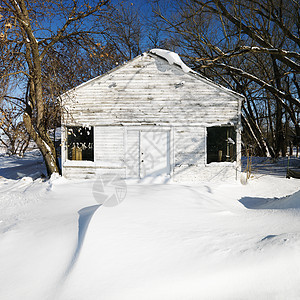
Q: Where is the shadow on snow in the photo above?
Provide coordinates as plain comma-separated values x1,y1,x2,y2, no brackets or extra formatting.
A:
63,205,101,278
239,190,300,210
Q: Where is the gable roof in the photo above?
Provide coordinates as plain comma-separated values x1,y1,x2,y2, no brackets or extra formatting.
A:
64,49,244,101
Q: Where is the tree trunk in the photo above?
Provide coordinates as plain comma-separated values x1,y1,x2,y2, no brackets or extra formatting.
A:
272,57,286,157
242,114,272,157
23,113,59,176
275,98,285,157
242,101,274,157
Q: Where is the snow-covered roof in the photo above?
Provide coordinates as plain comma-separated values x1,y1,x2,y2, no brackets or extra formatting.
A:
148,49,243,99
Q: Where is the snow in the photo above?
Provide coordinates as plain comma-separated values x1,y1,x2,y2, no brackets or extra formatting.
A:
0,152,300,299
0,150,46,179
43,140,52,153
150,49,194,73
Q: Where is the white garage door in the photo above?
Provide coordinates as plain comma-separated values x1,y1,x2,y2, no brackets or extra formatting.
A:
140,130,170,178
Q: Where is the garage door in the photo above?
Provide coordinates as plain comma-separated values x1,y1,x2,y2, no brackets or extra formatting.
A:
140,131,170,178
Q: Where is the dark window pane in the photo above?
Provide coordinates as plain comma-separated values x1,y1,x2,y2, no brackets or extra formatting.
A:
207,126,236,164
67,126,94,161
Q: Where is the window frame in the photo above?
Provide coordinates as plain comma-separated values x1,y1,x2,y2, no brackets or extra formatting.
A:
66,126,94,162
206,126,236,164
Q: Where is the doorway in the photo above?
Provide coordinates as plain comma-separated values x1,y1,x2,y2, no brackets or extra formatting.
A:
140,130,170,178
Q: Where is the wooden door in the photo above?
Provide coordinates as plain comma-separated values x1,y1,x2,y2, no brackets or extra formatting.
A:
140,131,170,178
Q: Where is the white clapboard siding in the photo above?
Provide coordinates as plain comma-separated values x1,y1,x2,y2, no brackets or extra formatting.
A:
62,53,241,127
94,126,124,165
63,165,126,180
174,127,206,167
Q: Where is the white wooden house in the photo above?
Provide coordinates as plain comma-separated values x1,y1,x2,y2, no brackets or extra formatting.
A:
61,49,243,181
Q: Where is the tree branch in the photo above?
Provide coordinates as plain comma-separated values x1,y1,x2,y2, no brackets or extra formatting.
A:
195,0,300,72
209,62,300,107
39,0,110,60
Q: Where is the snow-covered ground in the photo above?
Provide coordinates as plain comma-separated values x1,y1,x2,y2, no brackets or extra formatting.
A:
0,152,300,300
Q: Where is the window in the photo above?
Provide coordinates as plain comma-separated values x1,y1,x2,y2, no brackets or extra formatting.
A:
207,126,236,164
67,126,94,161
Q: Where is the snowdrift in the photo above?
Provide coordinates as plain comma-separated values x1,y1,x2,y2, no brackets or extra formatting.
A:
1,151,300,300
240,189,300,210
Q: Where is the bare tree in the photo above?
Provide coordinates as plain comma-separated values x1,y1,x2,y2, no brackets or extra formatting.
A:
154,0,300,157
0,99,30,156
102,1,143,60
0,0,110,175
